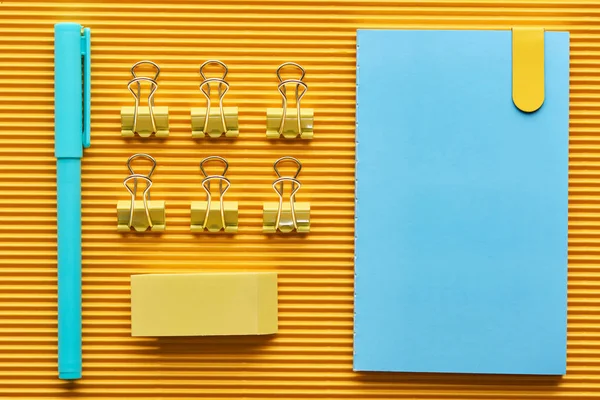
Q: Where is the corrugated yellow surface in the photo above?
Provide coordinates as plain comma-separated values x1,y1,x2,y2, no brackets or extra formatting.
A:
0,0,595,398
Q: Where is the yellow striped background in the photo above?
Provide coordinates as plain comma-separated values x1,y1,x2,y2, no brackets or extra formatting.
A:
0,0,595,398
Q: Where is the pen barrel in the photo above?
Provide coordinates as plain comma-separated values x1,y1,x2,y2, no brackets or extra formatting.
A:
57,159,82,380
55,23,83,157
54,22,85,380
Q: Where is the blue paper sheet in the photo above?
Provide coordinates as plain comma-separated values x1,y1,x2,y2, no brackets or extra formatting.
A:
354,29,569,375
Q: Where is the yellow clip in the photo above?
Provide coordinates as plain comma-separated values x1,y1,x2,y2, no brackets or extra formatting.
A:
191,156,238,233
121,61,169,138
263,157,310,233
512,28,545,113
266,63,314,139
191,60,239,138
117,154,165,232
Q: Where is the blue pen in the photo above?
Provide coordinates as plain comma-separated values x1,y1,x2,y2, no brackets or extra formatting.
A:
54,22,91,380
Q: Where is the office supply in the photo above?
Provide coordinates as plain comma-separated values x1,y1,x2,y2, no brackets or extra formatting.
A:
354,29,568,375
263,157,310,233
54,22,91,381
512,28,545,112
121,61,169,137
266,63,313,139
191,60,239,138
131,272,278,336
117,154,166,232
190,156,238,232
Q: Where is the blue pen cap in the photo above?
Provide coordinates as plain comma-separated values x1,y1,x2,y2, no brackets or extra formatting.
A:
55,23,90,158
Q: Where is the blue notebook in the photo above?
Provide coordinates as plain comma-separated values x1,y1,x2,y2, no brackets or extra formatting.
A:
354,29,569,375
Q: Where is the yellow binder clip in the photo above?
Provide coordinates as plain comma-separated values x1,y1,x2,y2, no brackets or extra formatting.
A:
191,60,239,138
263,157,310,233
117,154,166,232
266,63,313,139
191,156,238,233
121,61,169,138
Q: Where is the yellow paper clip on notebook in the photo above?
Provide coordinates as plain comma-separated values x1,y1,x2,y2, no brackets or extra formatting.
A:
191,156,238,233
121,61,169,138
263,156,310,233
117,154,165,232
191,60,239,138
266,62,313,139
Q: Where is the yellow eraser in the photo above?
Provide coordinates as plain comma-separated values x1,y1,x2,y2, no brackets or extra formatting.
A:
130,272,278,336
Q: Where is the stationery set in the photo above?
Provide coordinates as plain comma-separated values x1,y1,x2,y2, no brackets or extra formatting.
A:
53,22,569,380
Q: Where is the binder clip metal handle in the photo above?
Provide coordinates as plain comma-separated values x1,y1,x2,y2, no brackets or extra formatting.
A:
199,78,230,137
191,156,238,233
127,153,157,177
201,175,231,231
263,156,310,233
274,156,302,178
192,60,238,138
276,62,305,83
200,59,228,80
200,155,229,176
129,61,160,131
200,155,229,194
272,177,302,231
127,153,157,200
267,63,313,139
127,77,158,135
124,174,153,230
200,59,228,83
131,60,160,81
117,153,165,233
277,62,306,112
277,79,308,137
274,156,302,200
122,61,169,138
